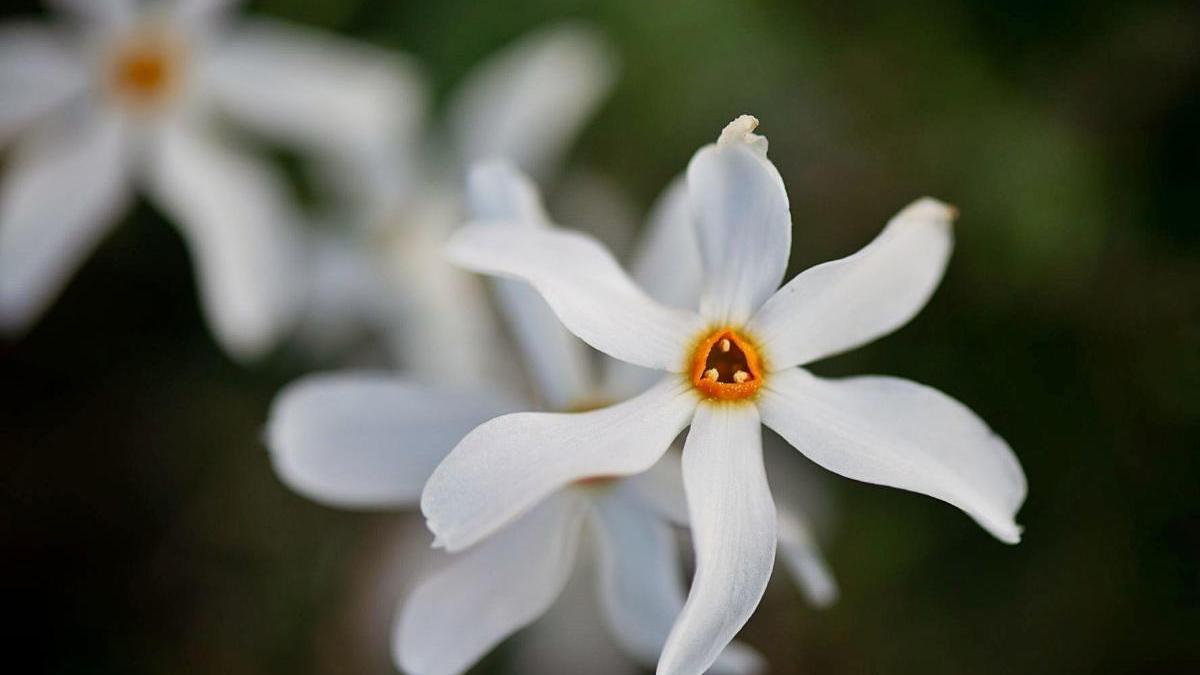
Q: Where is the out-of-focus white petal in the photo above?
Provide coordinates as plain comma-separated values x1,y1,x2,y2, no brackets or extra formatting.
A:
759,368,1027,543
396,492,588,675
267,372,521,510
449,22,616,179
48,0,134,27
145,118,302,360
592,490,765,675
421,377,698,552
748,198,955,369
623,450,688,526
776,505,838,608
468,161,593,409
604,175,701,399
170,0,240,23
202,18,426,163
0,24,86,142
660,402,776,675
447,223,705,371
0,110,131,333
291,229,384,357
687,139,791,325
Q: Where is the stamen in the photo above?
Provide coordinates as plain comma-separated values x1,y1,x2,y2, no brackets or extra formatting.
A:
688,328,765,401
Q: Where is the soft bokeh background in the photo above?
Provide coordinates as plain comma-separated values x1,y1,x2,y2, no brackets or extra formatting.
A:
3,0,1198,673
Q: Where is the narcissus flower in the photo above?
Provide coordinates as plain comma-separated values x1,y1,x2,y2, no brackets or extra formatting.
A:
269,161,837,674
428,116,1028,675
295,22,616,387
0,0,418,359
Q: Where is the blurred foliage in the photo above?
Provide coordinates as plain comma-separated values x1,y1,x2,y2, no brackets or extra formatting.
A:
2,1,1198,674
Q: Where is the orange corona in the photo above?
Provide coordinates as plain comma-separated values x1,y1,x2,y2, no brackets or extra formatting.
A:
109,31,184,108
688,328,764,401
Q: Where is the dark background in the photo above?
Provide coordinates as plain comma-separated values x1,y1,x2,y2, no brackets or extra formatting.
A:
2,0,1198,673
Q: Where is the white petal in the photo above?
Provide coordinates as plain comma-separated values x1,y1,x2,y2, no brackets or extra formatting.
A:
396,492,588,675
447,223,705,371
759,368,1027,543
623,449,689,526
592,490,765,675
747,198,955,369
468,161,593,409
449,22,616,179
267,372,521,510
0,24,85,142
0,110,130,333
145,119,302,360
203,18,426,163
776,505,839,608
660,403,777,675
687,140,791,325
48,0,133,26
291,229,384,357
421,376,698,552
604,175,701,399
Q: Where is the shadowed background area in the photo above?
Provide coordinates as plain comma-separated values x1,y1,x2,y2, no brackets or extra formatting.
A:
2,0,1198,673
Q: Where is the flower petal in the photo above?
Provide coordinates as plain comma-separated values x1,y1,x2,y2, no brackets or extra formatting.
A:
447,222,705,371
759,368,1027,543
776,505,839,608
267,372,521,510
660,402,777,675
603,176,702,400
47,0,133,26
448,22,616,179
145,118,302,360
202,18,426,163
0,24,85,142
421,376,698,552
0,110,130,333
747,198,955,369
687,140,791,325
592,489,765,675
468,161,593,409
396,492,588,675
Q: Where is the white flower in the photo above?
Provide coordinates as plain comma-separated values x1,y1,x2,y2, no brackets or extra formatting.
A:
428,115,1028,675
268,161,834,674
295,22,616,388
0,0,419,359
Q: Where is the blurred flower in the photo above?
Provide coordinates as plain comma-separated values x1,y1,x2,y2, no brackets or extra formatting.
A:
268,161,836,674
295,22,616,388
428,115,1028,675
0,0,419,359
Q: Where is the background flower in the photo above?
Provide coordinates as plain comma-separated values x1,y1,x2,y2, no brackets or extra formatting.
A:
0,1,1197,674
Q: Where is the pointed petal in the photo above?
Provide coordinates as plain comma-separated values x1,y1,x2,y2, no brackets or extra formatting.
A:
0,111,130,333
0,24,85,142
687,140,791,325
421,377,698,552
467,161,593,409
592,491,765,675
776,505,839,608
145,119,302,360
759,368,1027,543
447,223,705,371
267,373,521,509
748,198,955,369
449,22,616,179
660,403,776,675
396,493,587,675
202,18,426,163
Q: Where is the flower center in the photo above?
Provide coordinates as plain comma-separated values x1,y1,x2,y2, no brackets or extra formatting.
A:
688,328,764,400
108,30,185,109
